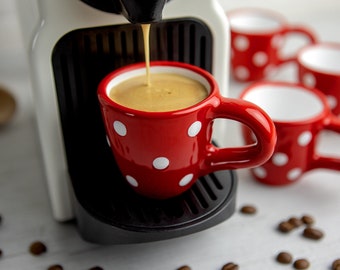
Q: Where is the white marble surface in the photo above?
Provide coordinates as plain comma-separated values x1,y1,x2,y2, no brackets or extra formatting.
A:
1,0,340,269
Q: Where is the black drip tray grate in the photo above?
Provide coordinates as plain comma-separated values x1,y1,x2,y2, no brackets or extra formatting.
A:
107,172,235,229
73,168,237,244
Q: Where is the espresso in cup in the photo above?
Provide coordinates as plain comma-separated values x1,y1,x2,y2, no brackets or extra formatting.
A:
108,73,208,112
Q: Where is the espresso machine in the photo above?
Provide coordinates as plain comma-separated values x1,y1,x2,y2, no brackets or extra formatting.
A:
16,0,236,244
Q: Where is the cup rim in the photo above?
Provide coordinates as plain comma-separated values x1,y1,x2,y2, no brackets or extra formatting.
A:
226,7,286,35
97,61,218,117
297,42,340,76
240,81,330,124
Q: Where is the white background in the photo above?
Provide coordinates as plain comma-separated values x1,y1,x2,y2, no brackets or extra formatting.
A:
1,0,340,269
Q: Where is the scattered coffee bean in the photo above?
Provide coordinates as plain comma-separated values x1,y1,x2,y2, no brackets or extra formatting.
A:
0,248,3,257
276,251,293,264
293,258,310,269
221,262,239,270
29,241,47,256
240,204,257,214
278,221,295,233
177,266,191,270
89,267,104,270
301,215,314,225
47,264,63,270
288,217,303,228
332,259,340,270
0,214,2,224
302,227,324,240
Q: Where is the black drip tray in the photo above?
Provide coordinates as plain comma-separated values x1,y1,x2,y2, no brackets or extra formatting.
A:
72,168,237,244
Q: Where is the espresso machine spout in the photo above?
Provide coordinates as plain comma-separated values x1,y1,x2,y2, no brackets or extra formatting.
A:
119,0,167,23
81,0,167,23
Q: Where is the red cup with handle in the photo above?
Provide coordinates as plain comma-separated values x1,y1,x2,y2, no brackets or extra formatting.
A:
298,42,340,116
241,81,340,186
227,8,317,82
98,61,276,199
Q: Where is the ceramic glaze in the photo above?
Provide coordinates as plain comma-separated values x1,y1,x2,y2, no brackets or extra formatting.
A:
298,43,340,115
98,61,276,199
228,8,317,82
241,82,340,186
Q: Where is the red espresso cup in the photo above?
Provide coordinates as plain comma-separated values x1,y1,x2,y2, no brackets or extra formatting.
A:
241,81,340,186
227,8,317,82
297,43,340,116
98,61,276,199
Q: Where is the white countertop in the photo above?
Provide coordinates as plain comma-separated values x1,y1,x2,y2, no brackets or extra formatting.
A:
1,0,340,269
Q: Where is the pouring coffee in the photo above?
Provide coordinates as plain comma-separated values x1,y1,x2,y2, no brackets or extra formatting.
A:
81,0,170,94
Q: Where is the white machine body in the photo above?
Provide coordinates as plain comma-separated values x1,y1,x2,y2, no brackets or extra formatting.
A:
16,0,230,221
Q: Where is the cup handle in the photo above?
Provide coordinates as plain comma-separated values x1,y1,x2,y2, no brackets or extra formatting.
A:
277,25,318,64
310,114,340,170
201,98,276,174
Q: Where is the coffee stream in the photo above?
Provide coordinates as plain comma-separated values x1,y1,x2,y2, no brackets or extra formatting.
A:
141,24,151,86
107,24,208,112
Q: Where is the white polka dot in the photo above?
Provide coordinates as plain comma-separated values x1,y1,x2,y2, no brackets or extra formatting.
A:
106,135,111,147
235,66,250,81
113,121,127,136
153,157,170,170
272,153,288,166
253,51,268,67
253,167,267,179
234,36,249,51
298,131,312,146
126,175,138,187
271,35,284,48
327,95,337,110
179,174,194,187
287,168,302,181
302,73,316,88
188,121,202,137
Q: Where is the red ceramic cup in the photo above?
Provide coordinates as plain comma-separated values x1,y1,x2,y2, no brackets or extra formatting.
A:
297,43,340,116
227,8,317,82
98,61,276,199
240,81,340,186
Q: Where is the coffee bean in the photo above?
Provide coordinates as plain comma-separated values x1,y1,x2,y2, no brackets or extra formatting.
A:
293,258,310,269
240,204,257,214
0,248,3,257
0,214,2,224
302,227,324,240
288,217,303,228
47,264,63,270
221,262,239,270
177,266,191,270
301,215,314,225
29,241,47,256
276,251,293,264
278,221,294,233
89,267,104,270
332,258,340,270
